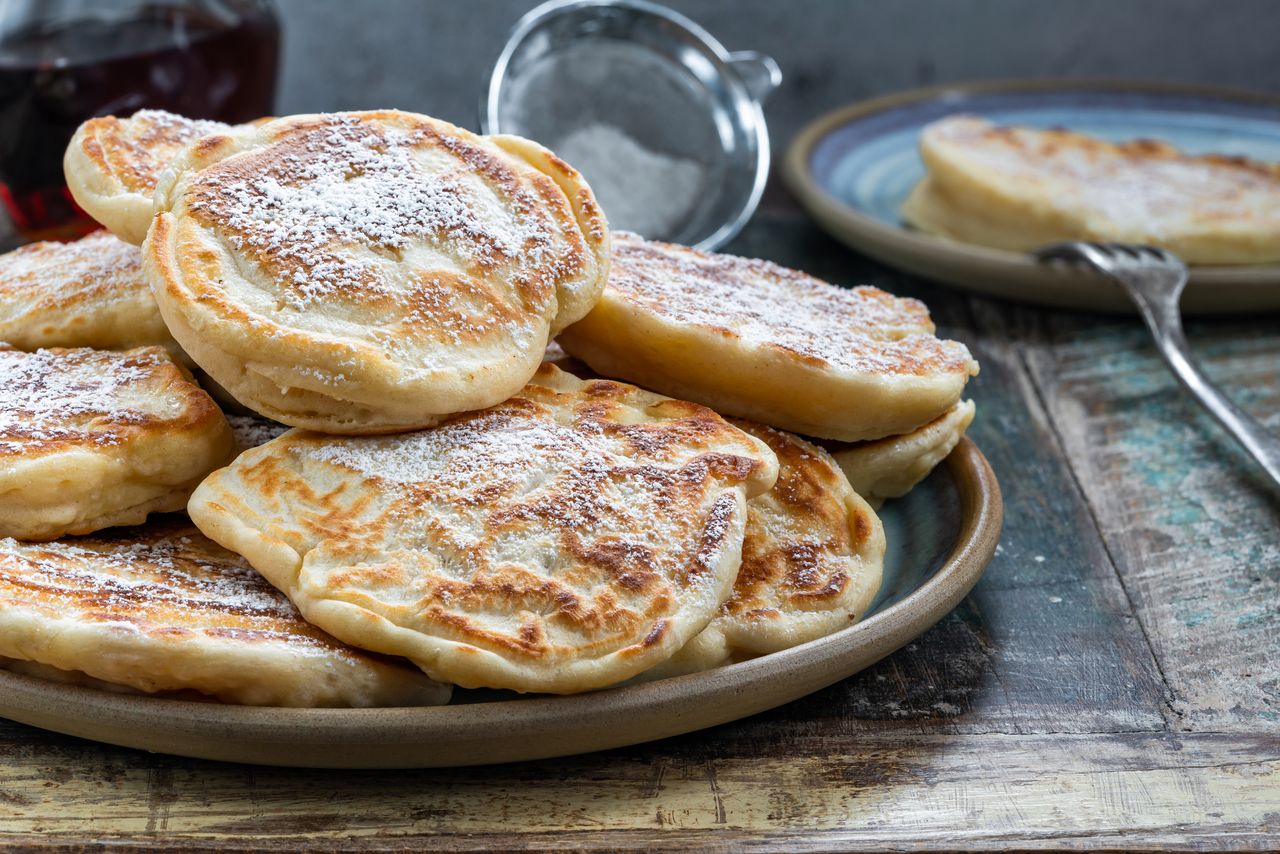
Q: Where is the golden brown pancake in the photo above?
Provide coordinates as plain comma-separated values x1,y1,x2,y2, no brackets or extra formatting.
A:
827,399,976,507
0,345,233,540
188,365,780,694
558,233,978,441
649,421,885,677
0,519,451,706
903,115,1280,264
0,230,180,355
145,110,610,433
64,109,234,244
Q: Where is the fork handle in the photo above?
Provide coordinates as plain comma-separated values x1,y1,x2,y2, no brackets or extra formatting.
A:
1131,290,1280,494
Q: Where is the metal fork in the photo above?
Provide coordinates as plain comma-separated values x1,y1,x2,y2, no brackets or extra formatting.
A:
1034,241,1280,494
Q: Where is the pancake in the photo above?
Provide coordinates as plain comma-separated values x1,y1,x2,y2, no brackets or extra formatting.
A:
557,233,978,442
828,399,976,507
0,230,181,356
0,346,233,540
902,115,1280,264
187,364,780,694
647,421,884,678
145,110,610,434
64,109,233,244
0,519,450,706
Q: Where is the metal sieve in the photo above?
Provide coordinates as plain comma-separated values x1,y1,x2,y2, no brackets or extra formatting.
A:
483,0,781,250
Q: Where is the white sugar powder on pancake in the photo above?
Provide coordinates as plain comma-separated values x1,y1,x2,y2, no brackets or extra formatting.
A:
598,232,969,375
188,364,780,694
0,231,183,355
0,230,140,305
145,110,610,434
557,233,979,441
227,413,291,450
63,109,238,245
0,345,234,540
131,109,227,140
1,534,301,628
0,523,451,706
191,115,554,309
311,410,597,486
0,347,154,452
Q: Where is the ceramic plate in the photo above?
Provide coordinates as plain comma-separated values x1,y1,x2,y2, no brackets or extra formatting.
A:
0,439,1000,769
783,79,1280,314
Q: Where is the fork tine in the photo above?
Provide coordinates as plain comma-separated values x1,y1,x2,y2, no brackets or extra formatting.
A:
1073,241,1117,268
1136,246,1164,262
1031,241,1087,263
1105,242,1143,259
1081,241,1118,261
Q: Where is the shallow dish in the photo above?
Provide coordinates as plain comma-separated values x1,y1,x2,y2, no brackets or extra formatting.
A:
0,439,1000,768
784,79,1280,315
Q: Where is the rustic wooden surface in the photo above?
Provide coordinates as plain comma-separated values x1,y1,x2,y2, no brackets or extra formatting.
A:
1,211,1277,851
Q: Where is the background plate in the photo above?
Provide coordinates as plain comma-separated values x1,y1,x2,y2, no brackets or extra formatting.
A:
0,440,1000,769
783,79,1280,314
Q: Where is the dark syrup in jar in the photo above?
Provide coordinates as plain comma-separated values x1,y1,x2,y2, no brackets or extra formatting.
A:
0,4,279,241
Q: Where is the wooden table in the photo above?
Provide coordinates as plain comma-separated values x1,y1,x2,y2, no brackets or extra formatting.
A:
2,211,1277,851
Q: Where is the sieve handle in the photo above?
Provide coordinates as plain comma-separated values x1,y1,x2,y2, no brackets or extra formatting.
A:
727,51,782,103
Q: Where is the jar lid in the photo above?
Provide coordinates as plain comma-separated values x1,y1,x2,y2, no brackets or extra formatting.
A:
483,0,780,250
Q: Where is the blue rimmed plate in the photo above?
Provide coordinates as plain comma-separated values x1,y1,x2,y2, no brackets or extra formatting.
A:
784,80,1280,314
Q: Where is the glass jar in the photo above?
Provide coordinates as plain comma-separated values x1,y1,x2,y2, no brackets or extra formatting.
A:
0,0,280,241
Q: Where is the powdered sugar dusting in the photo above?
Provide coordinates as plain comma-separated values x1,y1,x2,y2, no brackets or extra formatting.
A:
607,233,975,376
0,230,144,306
190,114,557,310
102,110,233,193
208,378,778,682
314,409,592,489
693,493,737,576
0,348,167,453
300,384,758,586
131,109,228,143
228,413,290,449
0,529,344,655
2,535,293,618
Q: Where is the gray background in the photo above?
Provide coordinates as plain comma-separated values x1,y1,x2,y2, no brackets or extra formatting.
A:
274,0,1280,152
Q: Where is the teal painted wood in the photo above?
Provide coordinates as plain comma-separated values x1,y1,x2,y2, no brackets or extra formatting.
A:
1023,308,1280,732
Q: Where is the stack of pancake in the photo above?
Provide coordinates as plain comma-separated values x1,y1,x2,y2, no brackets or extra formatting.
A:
0,108,977,705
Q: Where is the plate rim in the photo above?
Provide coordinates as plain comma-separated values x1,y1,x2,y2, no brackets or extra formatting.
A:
782,77,1280,312
0,439,1002,768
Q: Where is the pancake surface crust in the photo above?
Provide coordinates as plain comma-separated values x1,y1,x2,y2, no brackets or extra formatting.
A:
188,364,781,694
557,232,978,442
0,345,234,541
828,399,976,507
145,110,610,434
0,519,450,707
64,109,233,245
0,230,180,354
902,114,1280,264
651,421,885,677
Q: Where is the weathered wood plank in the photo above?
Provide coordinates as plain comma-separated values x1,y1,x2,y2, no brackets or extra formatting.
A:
0,733,1273,850
1020,306,1280,732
